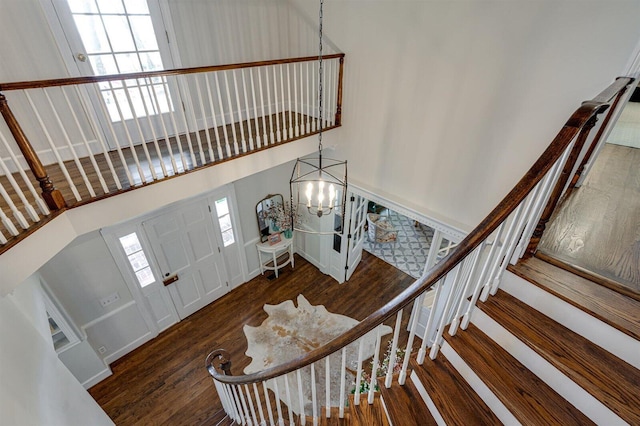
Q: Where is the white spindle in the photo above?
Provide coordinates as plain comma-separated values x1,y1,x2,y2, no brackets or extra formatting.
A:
173,77,198,166
232,70,247,153
511,175,551,262
61,87,109,193
293,63,300,137
368,326,383,404
118,84,158,181
296,369,306,425
449,246,483,335
429,266,462,360
182,77,207,165
241,69,254,150
107,82,147,184
159,77,189,172
203,74,224,161
385,309,404,387
272,66,281,142
45,89,97,196
134,84,167,178
279,65,287,140
213,73,233,158
339,347,346,418
262,67,274,145
248,68,261,148
283,375,294,426
306,62,311,134
0,136,40,222
417,278,444,364
0,227,7,244
256,67,269,146
272,378,284,426
353,338,365,405
252,383,266,426
236,384,251,425
77,85,122,189
91,84,135,186
146,79,178,175
286,64,293,139
223,71,240,155
225,384,241,424
312,61,318,132
326,59,333,127
194,74,215,165
0,180,27,229
244,384,259,426
325,357,331,418
399,298,422,384
311,363,318,425
213,380,230,419
0,201,19,236
262,381,276,426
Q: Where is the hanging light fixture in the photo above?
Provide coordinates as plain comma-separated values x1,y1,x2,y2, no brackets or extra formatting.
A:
290,0,347,234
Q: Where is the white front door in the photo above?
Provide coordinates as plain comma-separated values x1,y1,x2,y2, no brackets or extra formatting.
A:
143,198,229,320
345,193,368,281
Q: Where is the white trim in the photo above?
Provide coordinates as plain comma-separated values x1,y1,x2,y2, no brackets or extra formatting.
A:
102,330,155,365
38,0,82,77
410,370,445,426
157,0,183,68
80,300,137,330
81,367,112,390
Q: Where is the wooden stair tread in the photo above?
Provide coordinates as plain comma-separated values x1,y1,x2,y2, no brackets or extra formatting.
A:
446,324,596,426
378,374,437,426
307,407,350,426
508,257,640,340
411,355,501,425
348,394,390,426
478,289,640,424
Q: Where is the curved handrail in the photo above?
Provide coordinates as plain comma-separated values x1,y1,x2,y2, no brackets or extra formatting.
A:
207,76,633,385
0,53,345,91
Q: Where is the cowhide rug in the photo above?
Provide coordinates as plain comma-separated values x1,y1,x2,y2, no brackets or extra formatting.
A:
243,294,392,414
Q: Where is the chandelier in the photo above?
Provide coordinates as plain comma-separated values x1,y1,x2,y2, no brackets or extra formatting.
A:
290,0,347,234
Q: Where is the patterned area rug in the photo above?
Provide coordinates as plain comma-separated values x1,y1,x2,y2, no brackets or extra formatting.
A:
363,209,436,278
243,295,391,414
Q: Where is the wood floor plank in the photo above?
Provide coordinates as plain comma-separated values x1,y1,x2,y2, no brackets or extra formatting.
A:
348,394,389,426
88,252,415,425
478,289,640,424
378,374,436,426
446,324,596,426
508,257,640,341
410,355,501,425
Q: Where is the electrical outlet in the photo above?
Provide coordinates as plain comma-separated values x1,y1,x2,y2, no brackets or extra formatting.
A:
100,292,120,307
98,346,107,354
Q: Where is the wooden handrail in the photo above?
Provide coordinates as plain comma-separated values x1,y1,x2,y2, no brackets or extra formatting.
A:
0,54,345,92
208,76,634,385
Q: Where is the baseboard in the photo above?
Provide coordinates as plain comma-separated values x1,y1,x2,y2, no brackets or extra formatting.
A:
82,366,112,389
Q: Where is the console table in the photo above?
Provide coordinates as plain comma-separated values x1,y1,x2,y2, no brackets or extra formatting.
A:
256,235,294,278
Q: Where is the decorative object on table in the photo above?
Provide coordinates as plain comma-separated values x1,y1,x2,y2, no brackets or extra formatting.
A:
266,199,297,237
367,213,398,243
256,193,284,242
243,294,391,414
268,232,282,245
290,0,347,235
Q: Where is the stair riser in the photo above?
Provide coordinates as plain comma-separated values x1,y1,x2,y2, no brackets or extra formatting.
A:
502,271,640,368
471,307,623,425
440,342,521,425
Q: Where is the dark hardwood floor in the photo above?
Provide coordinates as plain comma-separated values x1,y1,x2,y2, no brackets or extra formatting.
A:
538,143,640,298
88,251,415,426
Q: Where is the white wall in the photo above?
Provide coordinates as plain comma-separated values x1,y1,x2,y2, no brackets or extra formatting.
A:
292,0,640,230
0,291,112,425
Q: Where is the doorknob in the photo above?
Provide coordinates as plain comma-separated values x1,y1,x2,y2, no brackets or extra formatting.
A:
162,274,179,286
76,53,87,62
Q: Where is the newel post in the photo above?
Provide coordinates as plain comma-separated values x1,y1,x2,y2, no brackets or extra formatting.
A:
335,56,344,126
0,92,66,210
526,111,604,256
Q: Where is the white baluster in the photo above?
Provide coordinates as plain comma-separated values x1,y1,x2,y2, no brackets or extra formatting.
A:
429,266,462,360
400,298,422,383
0,227,7,244
310,363,317,425
135,83,168,178
293,63,300,137
262,381,275,426
202,73,223,162
272,66,281,142
61,87,109,193
251,383,266,426
339,347,347,418
241,69,254,150
159,77,188,172
220,383,239,423
510,175,550,263
230,384,247,425
283,375,294,426
232,70,247,153
145,78,177,175
296,369,306,425
213,380,230,418
262,67,274,145
449,246,483,335
244,384,259,426
353,338,365,405
182,76,207,165
194,76,215,164
417,278,443,364
248,68,261,148
325,357,330,419
213,73,232,158
173,77,198,166
237,384,252,425
0,201,19,236
0,180,26,229
0,135,40,222
385,309,403,387
305,62,311,134
272,378,284,426
280,65,287,140
223,71,240,155
45,88,96,196
312,61,317,132
286,64,293,139
325,59,333,127
368,326,383,404
256,67,269,146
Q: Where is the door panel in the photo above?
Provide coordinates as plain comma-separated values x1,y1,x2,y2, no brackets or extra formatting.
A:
144,199,229,319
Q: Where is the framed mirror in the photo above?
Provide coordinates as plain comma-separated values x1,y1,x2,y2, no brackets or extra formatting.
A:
256,194,284,242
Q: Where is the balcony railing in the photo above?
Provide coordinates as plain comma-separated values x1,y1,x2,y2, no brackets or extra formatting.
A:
0,54,345,251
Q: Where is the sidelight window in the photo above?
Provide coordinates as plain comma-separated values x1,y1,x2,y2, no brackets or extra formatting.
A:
119,231,156,287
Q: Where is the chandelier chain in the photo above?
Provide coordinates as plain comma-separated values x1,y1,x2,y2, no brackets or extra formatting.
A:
318,0,324,150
